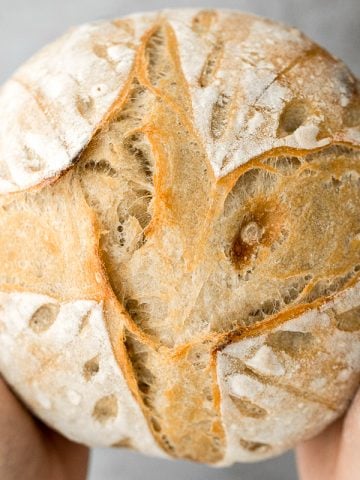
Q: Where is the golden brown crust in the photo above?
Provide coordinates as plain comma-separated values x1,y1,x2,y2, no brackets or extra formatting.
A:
0,8,359,465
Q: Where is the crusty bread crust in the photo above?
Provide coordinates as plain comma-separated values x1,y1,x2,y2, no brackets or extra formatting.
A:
0,9,358,193
0,13,159,193
217,280,360,463
0,293,166,456
0,8,359,465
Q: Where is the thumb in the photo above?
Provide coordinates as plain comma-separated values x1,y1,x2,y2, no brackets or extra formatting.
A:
296,386,360,480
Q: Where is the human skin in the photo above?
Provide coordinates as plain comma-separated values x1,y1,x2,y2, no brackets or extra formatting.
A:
0,373,359,479
296,387,360,480
0,376,88,480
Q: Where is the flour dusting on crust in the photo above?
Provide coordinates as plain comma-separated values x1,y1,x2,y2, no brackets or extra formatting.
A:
217,280,360,464
0,292,165,456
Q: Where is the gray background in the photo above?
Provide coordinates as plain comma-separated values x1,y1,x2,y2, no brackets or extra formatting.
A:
0,1,358,479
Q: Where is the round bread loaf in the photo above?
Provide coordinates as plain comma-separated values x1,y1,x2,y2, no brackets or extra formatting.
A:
0,8,359,465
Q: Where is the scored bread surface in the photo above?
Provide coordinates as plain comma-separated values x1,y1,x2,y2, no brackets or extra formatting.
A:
0,8,359,464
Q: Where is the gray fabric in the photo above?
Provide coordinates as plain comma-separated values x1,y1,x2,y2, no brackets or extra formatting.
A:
88,448,297,480
0,1,358,479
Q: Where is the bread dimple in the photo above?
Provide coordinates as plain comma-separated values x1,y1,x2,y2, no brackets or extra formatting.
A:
0,13,160,193
166,9,360,176
0,293,166,456
0,9,358,194
0,8,359,465
217,280,360,464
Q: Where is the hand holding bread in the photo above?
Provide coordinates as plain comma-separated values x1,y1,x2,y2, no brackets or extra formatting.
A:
0,9,359,465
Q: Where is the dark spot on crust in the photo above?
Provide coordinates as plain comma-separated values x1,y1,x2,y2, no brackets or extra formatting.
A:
230,395,267,418
239,438,271,453
83,355,100,381
29,303,59,333
92,395,118,423
266,331,315,357
336,306,360,332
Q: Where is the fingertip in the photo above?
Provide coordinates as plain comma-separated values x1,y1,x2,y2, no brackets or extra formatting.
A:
295,417,343,480
340,385,360,448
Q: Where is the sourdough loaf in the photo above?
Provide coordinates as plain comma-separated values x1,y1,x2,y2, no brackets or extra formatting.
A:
0,8,359,465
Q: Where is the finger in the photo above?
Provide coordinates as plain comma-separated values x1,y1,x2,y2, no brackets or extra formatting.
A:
295,415,343,480
43,427,90,480
334,387,360,480
0,375,50,479
0,375,89,480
